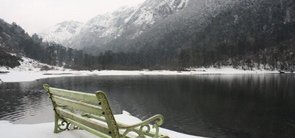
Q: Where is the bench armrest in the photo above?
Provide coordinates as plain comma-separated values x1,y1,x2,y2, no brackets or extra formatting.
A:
117,114,164,129
117,114,168,138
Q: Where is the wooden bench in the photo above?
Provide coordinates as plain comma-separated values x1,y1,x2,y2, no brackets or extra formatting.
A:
43,84,168,138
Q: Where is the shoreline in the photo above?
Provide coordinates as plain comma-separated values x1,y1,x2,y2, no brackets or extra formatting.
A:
0,68,282,83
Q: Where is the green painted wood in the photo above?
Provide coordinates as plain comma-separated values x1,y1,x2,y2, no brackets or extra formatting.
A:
96,92,120,138
82,113,106,122
64,117,111,138
52,95,104,116
118,114,164,129
83,113,169,138
49,87,99,105
117,114,165,137
56,107,111,136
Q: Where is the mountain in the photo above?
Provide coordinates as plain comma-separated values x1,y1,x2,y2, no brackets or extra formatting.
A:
106,0,237,52
101,0,295,70
38,0,295,71
39,21,83,46
69,6,137,50
40,0,190,51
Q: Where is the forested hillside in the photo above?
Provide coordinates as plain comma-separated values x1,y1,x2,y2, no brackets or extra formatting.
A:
100,0,295,70
178,0,295,70
1,0,295,71
0,19,97,69
40,0,295,71
0,19,149,70
109,0,293,71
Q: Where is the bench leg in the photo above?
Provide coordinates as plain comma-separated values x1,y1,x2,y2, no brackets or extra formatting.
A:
53,113,69,133
53,113,79,133
54,113,60,133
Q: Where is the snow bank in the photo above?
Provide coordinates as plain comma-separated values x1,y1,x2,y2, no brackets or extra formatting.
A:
0,121,96,138
0,71,80,82
0,111,202,138
0,55,67,72
92,67,278,75
0,67,280,83
0,55,280,83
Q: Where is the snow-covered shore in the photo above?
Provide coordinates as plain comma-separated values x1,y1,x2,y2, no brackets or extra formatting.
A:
0,68,280,83
0,111,203,138
0,55,281,83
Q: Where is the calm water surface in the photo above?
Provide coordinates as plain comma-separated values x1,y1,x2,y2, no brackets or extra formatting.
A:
1,74,295,138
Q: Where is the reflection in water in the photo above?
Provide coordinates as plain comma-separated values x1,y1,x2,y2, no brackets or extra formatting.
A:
0,82,52,123
0,74,295,138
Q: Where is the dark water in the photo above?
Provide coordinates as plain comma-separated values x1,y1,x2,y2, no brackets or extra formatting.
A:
1,74,295,138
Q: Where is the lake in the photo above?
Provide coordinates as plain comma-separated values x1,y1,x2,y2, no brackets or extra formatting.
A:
0,74,295,138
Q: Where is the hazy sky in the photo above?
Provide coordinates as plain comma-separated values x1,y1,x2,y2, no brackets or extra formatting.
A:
0,0,144,34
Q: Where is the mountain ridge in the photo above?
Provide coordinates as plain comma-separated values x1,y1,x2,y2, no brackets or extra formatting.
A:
39,21,83,46
39,0,190,51
3,0,294,71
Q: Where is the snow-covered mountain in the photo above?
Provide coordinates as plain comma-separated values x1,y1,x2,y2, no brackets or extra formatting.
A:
39,0,190,51
69,0,190,51
2,0,295,71
68,6,137,50
39,21,83,45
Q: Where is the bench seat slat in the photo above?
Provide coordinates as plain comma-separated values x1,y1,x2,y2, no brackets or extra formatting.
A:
52,95,104,116
64,117,111,138
56,107,111,136
49,87,98,105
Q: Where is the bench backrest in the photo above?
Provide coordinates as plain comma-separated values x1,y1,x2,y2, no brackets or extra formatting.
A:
43,84,120,138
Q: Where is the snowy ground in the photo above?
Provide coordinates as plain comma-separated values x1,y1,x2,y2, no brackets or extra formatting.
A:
0,111,202,138
0,68,279,83
1,68,281,82
0,55,67,72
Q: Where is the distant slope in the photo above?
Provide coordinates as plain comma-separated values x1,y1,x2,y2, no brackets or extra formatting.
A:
39,0,190,52
39,21,83,46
